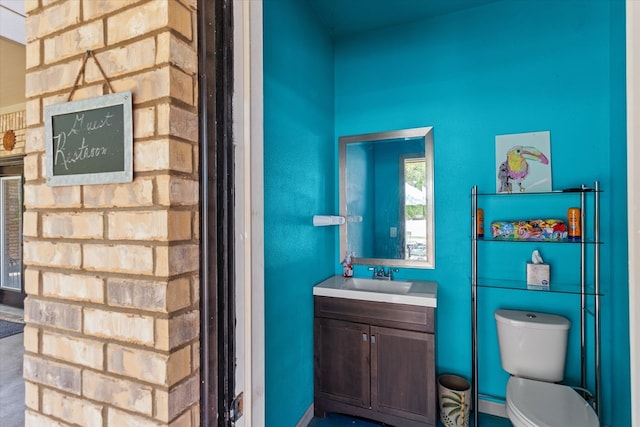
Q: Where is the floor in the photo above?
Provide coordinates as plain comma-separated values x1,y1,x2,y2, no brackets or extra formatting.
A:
309,412,513,427
0,304,24,427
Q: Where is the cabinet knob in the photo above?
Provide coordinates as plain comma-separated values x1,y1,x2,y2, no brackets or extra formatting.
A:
362,333,367,342
371,335,376,344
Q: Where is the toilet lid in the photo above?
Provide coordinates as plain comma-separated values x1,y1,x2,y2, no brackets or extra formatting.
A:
507,377,599,427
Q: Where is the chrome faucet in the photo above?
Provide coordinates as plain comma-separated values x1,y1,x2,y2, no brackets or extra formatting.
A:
369,266,398,280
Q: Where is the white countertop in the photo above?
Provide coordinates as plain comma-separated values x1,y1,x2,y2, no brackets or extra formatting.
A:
313,275,438,308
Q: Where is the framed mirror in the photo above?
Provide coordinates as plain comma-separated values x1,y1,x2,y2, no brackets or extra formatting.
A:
339,127,435,269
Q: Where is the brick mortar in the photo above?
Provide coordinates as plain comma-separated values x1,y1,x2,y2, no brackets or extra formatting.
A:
24,237,167,244
124,133,199,146
26,63,187,105
25,29,197,70
22,207,198,216
27,353,200,390
24,265,198,283
157,98,199,118
24,235,191,244
24,292,198,319
23,172,200,187
25,328,200,361
26,336,201,397
27,370,201,426
22,96,198,129
134,98,198,115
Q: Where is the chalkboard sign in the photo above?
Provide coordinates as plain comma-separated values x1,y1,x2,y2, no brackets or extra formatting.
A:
44,91,133,186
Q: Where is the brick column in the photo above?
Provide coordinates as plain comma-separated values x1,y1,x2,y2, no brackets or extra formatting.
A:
22,1,200,426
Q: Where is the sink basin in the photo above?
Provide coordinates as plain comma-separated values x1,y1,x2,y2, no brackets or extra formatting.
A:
350,278,412,294
313,275,438,307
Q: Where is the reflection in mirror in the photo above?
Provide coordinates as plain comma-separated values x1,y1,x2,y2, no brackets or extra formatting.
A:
340,127,435,269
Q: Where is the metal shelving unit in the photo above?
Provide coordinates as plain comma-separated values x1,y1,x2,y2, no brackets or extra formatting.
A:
470,182,602,427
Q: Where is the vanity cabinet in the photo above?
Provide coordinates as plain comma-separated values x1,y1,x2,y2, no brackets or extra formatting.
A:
314,296,436,427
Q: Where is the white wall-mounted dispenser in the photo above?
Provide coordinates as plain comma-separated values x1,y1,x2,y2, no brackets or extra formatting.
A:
313,215,345,226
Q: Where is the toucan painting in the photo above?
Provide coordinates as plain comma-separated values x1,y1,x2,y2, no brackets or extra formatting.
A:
495,131,552,193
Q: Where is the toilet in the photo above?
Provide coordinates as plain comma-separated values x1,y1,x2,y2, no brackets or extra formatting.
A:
494,309,600,427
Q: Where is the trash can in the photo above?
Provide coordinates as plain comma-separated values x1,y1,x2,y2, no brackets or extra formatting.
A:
438,374,471,427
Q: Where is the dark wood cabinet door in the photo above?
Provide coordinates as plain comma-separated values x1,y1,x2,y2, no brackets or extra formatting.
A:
314,317,371,408
370,326,436,424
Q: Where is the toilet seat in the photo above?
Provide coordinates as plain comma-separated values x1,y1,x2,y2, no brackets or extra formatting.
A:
506,377,599,427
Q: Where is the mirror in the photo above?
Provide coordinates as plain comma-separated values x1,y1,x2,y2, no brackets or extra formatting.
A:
340,127,435,269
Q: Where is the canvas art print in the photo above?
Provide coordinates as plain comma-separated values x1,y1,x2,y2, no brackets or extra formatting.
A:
495,131,552,193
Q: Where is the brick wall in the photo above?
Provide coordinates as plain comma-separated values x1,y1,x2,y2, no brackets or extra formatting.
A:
22,1,200,426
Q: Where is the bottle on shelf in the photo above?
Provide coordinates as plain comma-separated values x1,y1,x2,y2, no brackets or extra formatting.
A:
476,208,484,238
567,208,581,241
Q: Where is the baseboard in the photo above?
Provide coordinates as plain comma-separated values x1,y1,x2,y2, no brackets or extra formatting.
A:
296,403,315,427
478,397,508,418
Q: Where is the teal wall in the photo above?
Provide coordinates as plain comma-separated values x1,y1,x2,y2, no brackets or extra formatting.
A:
263,0,335,425
264,1,629,426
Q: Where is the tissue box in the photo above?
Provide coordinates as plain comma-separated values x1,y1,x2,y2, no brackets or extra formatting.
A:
526,263,550,288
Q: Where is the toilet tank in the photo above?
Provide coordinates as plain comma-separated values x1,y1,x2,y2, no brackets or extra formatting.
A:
495,309,570,382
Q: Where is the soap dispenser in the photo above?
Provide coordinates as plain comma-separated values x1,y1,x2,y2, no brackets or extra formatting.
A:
342,252,354,277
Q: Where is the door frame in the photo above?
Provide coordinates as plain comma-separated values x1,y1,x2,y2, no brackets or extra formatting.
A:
626,2,639,425
198,0,236,424
232,1,266,426
199,1,266,425
0,157,25,309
